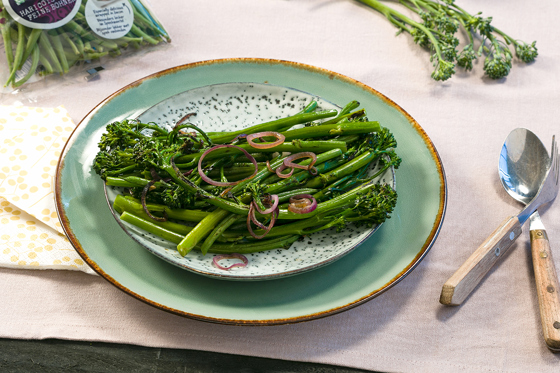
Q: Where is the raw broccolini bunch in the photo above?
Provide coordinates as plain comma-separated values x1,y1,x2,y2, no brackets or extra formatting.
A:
0,1,169,89
357,0,537,81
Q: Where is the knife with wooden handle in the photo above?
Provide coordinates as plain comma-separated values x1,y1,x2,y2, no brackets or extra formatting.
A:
529,211,560,351
439,216,522,306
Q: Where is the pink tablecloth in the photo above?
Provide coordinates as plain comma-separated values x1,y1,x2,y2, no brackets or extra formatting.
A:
1,1,560,372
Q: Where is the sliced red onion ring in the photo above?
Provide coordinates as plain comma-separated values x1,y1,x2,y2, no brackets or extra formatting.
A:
266,160,275,173
220,187,233,198
288,194,317,214
198,144,258,187
253,194,279,215
275,164,294,179
212,253,249,270
141,181,167,222
149,168,161,181
229,134,247,144
247,202,278,239
284,152,317,171
246,131,285,149
249,203,268,230
175,112,196,126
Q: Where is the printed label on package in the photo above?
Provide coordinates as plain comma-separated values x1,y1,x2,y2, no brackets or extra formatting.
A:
84,0,133,39
2,0,82,29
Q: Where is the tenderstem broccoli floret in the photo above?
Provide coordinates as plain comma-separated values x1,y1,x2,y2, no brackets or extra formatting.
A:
356,0,537,81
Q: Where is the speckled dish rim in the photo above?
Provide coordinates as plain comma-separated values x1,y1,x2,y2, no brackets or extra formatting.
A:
55,58,447,325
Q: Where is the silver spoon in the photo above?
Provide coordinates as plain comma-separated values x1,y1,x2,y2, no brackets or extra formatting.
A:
500,129,560,351
441,129,558,307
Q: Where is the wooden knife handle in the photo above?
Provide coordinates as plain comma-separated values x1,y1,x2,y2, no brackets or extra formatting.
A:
530,229,560,351
440,216,522,306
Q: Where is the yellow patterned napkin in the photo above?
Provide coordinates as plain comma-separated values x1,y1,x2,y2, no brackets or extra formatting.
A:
0,105,95,274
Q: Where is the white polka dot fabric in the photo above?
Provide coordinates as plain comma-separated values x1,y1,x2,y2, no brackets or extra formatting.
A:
0,105,94,274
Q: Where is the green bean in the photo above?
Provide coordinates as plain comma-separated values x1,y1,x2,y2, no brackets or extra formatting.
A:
130,24,160,45
5,22,25,86
13,44,40,88
0,10,14,72
39,31,63,73
19,28,42,69
61,32,80,55
73,34,85,54
38,53,53,75
47,30,69,73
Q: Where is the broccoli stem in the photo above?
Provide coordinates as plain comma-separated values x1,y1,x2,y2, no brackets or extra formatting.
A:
322,101,361,124
207,110,338,144
228,155,288,195
199,213,243,255
106,175,168,188
120,212,187,244
113,195,209,222
281,121,380,141
121,208,193,236
230,211,341,239
276,182,377,220
276,188,320,203
206,235,300,254
304,150,377,188
260,148,342,185
358,0,446,63
179,140,347,164
120,211,299,254
298,100,318,114
264,154,347,194
177,208,230,256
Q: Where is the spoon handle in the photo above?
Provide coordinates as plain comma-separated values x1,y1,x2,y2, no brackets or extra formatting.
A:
440,216,522,306
530,228,560,351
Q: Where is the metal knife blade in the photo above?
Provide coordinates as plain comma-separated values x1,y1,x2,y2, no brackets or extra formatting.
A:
529,211,546,231
528,210,560,351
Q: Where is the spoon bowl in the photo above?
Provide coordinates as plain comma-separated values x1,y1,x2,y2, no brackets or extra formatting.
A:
499,128,550,205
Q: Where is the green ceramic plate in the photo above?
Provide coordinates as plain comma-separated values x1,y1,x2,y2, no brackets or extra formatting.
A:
55,58,446,325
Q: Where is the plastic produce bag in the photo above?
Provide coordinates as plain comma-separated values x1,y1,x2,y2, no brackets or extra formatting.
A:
0,0,169,91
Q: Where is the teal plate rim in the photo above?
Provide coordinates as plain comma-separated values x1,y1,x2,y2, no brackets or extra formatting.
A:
54,58,447,325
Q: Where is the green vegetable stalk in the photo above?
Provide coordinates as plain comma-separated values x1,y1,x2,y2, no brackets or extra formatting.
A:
1,1,170,88
94,101,401,257
356,0,537,81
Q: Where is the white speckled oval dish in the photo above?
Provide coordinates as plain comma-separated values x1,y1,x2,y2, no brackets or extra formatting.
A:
104,82,395,281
